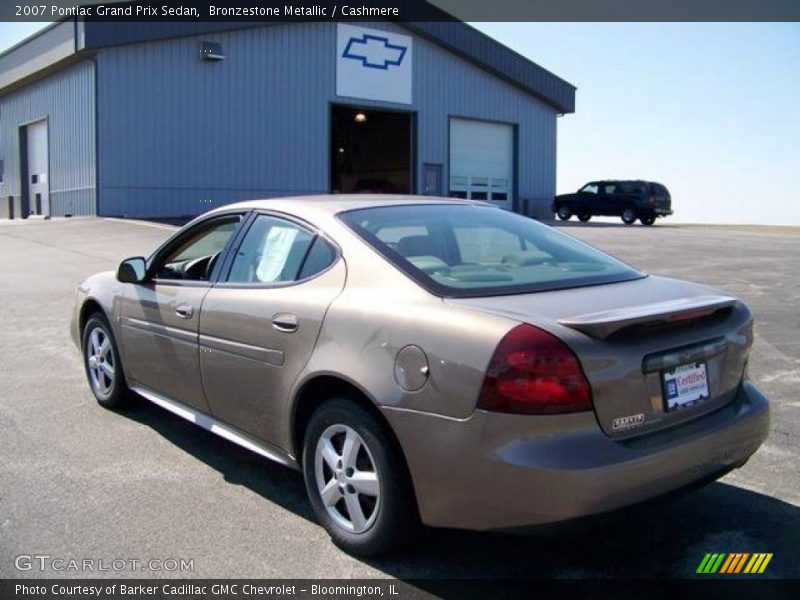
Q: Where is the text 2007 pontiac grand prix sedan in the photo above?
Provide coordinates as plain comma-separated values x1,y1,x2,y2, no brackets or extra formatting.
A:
71,196,769,556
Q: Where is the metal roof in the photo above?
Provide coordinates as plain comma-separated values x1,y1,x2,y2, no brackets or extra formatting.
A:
0,15,575,112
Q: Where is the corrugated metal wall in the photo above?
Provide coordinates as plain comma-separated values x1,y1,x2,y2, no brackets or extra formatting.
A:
0,60,96,217
95,21,557,218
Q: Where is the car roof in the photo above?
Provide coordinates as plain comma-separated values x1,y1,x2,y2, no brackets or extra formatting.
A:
213,194,489,217
591,180,667,186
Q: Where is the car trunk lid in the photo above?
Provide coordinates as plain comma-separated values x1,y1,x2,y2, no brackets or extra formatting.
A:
448,276,753,438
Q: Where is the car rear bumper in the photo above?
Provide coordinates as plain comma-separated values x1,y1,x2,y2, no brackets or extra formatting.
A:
654,208,673,216
382,380,769,531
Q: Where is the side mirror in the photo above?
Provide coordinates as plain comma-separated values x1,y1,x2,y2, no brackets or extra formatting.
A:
117,257,148,284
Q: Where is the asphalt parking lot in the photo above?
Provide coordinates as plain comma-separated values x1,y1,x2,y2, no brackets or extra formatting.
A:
0,217,798,581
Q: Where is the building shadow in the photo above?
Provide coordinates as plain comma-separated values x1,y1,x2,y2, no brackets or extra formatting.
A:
120,398,799,585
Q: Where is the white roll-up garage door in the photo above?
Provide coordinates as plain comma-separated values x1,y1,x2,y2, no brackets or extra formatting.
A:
449,118,514,210
26,119,50,216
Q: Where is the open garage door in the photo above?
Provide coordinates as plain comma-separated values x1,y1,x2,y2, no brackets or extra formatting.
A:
449,118,514,210
331,105,413,195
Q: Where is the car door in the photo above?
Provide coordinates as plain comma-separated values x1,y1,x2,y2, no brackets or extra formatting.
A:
198,212,346,446
118,213,245,413
598,182,620,215
615,181,637,213
575,182,599,215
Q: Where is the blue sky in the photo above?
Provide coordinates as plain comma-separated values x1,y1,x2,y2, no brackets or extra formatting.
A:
2,22,799,224
472,23,800,224
0,22,46,52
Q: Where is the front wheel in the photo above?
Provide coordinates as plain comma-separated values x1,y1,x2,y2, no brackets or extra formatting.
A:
556,205,572,221
302,399,418,556
82,314,131,409
577,213,591,222
640,215,656,226
621,207,638,225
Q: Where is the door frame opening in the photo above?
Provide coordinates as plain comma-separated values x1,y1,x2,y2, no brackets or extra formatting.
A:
329,103,416,196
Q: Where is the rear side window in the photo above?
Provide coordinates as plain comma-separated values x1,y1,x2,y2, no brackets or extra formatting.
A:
618,182,648,195
339,204,643,297
226,215,335,284
298,237,336,280
601,183,617,195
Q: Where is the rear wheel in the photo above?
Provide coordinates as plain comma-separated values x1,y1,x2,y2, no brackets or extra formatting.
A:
640,215,656,226
556,205,572,221
621,207,638,225
82,314,131,409
302,399,418,556
577,214,591,222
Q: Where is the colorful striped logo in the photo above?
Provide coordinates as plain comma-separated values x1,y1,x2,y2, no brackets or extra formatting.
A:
696,553,773,574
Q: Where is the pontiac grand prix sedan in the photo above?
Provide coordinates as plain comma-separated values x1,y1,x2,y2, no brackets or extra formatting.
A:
71,196,769,556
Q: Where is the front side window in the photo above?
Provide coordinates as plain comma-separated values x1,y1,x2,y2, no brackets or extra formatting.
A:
579,184,599,194
226,215,335,284
340,204,643,297
154,216,241,281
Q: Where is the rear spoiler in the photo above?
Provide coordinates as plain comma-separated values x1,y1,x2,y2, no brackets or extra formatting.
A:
558,295,738,339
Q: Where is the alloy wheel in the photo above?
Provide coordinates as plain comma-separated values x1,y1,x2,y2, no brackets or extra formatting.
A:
86,326,115,399
314,424,381,533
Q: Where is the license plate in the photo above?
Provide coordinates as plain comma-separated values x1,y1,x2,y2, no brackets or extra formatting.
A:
663,362,709,410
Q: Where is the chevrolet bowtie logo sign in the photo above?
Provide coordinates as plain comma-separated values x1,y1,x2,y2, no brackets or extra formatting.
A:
336,24,412,104
342,34,408,70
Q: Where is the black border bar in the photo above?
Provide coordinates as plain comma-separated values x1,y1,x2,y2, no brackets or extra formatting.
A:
3,0,800,22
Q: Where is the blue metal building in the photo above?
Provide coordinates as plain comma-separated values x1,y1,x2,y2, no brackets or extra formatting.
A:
0,20,575,219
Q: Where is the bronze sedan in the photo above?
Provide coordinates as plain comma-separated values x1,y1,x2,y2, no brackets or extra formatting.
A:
71,196,769,556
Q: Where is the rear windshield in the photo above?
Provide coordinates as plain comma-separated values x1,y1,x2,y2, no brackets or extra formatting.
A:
339,204,644,297
652,183,670,198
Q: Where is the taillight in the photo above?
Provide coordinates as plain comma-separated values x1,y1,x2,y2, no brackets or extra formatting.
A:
478,324,592,415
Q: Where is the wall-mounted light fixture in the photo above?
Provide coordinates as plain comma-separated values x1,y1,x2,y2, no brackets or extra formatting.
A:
354,112,367,123
200,41,225,61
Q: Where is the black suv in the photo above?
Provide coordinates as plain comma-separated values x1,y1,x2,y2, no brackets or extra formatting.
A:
552,180,673,226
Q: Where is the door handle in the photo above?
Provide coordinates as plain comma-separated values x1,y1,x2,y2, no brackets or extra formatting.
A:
175,304,194,319
272,313,298,333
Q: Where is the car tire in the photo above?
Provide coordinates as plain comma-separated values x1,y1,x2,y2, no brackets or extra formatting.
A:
577,214,591,222
621,207,638,225
556,205,572,221
302,398,418,557
82,313,131,409
640,215,656,226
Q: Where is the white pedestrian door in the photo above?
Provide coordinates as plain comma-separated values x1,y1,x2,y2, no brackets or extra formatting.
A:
449,118,514,210
26,120,49,216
